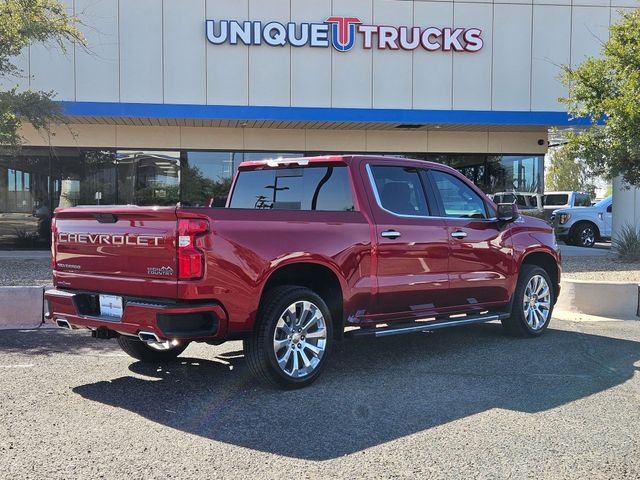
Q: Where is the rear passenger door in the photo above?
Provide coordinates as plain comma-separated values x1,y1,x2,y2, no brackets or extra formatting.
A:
426,169,514,310
364,163,451,320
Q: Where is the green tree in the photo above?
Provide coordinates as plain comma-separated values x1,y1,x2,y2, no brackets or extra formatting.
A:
545,144,596,197
561,9,640,186
0,0,83,148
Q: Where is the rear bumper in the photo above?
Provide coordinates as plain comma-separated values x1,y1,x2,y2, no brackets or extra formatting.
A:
45,288,228,341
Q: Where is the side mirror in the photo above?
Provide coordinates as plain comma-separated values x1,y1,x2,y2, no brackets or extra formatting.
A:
497,203,520,223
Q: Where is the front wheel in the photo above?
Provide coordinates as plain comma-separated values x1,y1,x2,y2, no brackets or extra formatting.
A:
244,286,333,389
117,335,189,362
571,222,597,248
502,265,555,337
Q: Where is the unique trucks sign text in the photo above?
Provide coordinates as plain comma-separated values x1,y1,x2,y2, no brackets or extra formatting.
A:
205,16,483,53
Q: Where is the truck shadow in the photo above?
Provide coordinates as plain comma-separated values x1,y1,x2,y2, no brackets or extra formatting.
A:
73,324,640,460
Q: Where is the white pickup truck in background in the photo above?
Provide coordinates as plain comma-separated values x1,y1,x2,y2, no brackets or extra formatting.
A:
543,191,593,222
551,196,613,248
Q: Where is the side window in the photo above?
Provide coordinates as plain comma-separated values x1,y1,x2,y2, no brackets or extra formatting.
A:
430,170,488,219
369,165,429,216
576,194,591,207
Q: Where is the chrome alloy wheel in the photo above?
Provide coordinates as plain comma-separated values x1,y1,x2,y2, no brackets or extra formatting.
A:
580,227,596,247
273,301,328,378
523,275,551,331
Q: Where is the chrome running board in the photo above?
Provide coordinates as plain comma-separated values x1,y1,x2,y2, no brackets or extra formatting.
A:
345,312,511,338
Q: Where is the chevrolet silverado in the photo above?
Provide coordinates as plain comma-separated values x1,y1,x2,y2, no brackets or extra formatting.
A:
46,155,561,388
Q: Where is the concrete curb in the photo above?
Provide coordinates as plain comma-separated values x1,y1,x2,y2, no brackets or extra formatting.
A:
556,279,640,320
552,309,638,323
0,286,45,330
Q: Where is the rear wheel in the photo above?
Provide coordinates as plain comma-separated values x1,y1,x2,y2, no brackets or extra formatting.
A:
502,265,554,337
244,286,333,389
117,335,189,362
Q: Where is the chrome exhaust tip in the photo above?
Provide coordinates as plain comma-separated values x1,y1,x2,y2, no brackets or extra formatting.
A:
138,331,162,343
56,318,72,330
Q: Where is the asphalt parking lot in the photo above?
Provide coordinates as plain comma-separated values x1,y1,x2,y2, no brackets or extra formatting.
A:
1,319,639,479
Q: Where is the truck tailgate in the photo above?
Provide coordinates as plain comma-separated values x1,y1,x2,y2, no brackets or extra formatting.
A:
53,207,178,298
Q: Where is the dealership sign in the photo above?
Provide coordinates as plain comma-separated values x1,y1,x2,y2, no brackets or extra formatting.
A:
205,17,483,52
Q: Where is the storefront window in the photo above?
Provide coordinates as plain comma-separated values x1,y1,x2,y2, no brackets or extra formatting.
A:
0,148,545,249
0,149,51,248
117,151,180,206
182,152,238,207
487,155,543,194
52,149,117,208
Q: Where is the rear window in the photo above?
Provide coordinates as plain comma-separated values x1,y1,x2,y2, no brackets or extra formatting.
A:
544,194,569,206
229,166,355,211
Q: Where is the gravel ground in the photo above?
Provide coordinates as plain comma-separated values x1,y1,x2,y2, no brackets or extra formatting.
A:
1,319,639,479
0,257,52,286
561,255,640,283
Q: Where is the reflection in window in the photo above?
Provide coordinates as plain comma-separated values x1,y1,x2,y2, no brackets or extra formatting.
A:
182,152,237,207
117,151,180,206
52,150,117,208
0,151,52,247
487,155,543,193
230,166,355,211
431,170,487,219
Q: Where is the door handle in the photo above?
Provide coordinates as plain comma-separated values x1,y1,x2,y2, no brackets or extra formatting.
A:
381,230,402,239
451,231,468,239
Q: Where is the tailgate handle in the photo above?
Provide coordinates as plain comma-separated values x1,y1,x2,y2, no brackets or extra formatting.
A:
95,213,118,224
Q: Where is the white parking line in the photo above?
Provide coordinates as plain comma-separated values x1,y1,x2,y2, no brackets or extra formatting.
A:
0,364,34,369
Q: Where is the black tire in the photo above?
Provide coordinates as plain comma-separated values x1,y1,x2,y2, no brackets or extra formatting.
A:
570,222,597,248
502,264,555,337
117,335,189,362
244,286,333,389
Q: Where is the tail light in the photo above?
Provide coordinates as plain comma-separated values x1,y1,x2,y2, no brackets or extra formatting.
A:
51,217,56,270
177,218,209,280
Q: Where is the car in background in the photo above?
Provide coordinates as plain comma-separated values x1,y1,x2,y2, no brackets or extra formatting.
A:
551,196,613,248
543,191,592,222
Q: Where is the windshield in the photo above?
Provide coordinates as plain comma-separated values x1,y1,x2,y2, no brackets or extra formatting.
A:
544,194,569,206
594,196,612,208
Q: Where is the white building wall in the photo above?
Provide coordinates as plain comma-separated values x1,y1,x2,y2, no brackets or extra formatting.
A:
3,0,634,112
118,0,163,103
75,0,119,102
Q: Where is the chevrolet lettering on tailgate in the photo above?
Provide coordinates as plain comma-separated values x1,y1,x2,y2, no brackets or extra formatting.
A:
57,233,163,247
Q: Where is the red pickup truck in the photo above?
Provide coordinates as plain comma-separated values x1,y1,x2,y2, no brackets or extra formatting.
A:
46,155,561,388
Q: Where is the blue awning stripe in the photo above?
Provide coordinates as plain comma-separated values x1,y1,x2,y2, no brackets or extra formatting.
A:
60,101,590,127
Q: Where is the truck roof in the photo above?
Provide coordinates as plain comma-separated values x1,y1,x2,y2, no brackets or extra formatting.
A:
238,154,450,171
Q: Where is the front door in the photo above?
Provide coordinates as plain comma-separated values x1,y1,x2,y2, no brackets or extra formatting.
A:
427,169,514,310
603,202,613,237
364,163,451,321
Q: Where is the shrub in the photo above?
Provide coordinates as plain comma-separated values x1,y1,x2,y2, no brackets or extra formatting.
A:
612,224,640,262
